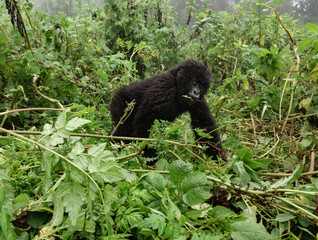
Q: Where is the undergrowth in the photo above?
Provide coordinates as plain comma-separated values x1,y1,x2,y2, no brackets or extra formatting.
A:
0,0,317,239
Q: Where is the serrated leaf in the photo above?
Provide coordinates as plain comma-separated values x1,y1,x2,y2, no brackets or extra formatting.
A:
120,169,137,183
180,172,211,206
87,143,106,157
208,206,237,219
231,222,275,240
55,111,67,129
41,124,53,135
70,155,88,169
298,38,313,53
101,150,116,162
307,22,318,34
195,128,212,139
65,117,91,131
271,165,303,189
27,212,50,228
51,195,64,227
34,52,43,61
68,164,86,183
142,172,165,192
66,218,96,233
24,51,32,60
90,161,125,183
168,160,193,188
312,178,318,189
56,182,85,226
136,213,166,233
56,128,70,138
71,142,85,155
50,132,64,146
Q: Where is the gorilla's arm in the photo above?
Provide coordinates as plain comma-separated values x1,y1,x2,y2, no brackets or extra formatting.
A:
189,99,222,159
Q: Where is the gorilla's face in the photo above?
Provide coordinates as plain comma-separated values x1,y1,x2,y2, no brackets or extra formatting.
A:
186,78,210,101
172,60,211,103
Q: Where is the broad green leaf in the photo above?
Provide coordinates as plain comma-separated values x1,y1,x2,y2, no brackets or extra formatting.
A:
71,142,85,155
33,52,43,61
299,139,312,149
191,232,223,240
180,172,212,206
244,164,260,183
142,172,165,192
245,158,272,170
136,213,166,234
312,178,318,189
271,165,303,189
55,111,67,129
50,132,64,146
14,193,29,205
89,161,125,183
298,38,313,53
101,150,116,162
275,213,296,222
233,161,251,185
41,124,53,135
70,155,88,169
208,206,237,219
65,117,91,131
168,160,193,188
27,212,50,228
87,143,106,157
56,182,85,226
120,168,137,183
51,195,64,227
66,218,96,233
56,128,70,138
307,22,318,34
24,51,32,60
68,164,86,183
231,222,275,240
0,205,16,239
236,148,253,161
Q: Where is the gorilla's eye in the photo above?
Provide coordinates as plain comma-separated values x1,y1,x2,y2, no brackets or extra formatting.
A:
192,81,198,86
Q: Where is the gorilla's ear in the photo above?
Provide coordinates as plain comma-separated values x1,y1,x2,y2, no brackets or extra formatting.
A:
176,68,184,85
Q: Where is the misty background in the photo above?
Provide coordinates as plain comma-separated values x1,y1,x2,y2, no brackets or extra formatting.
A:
29,0,318,24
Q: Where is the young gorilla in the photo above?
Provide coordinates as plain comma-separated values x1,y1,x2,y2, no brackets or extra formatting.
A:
109,60,224,159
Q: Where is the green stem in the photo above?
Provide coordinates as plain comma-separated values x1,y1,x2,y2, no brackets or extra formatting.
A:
274,195,318,221
0,108,63,116
20,0,33,29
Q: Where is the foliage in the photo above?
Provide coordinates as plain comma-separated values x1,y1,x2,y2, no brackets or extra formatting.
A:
0,0,318,239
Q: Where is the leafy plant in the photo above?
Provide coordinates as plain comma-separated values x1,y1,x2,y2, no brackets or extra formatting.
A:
0,0,318,239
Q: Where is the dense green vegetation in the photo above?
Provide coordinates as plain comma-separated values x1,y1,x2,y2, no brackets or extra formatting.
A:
0,0,317,239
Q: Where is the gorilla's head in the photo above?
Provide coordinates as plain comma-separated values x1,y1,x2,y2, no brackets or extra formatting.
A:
171,60,211,103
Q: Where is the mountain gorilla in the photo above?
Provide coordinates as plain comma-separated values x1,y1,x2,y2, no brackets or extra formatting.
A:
109,60,224,159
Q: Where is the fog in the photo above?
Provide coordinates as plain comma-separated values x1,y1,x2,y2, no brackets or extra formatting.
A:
29,0,318,23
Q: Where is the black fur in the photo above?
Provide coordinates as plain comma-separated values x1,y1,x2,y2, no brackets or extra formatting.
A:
109,60,223,159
